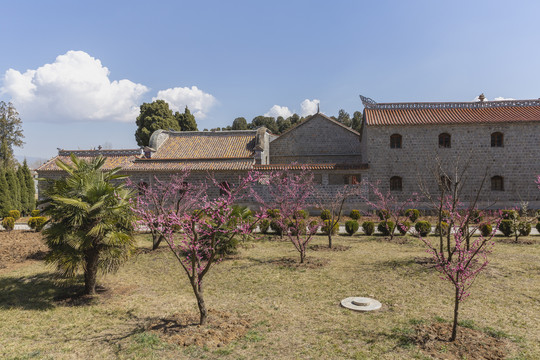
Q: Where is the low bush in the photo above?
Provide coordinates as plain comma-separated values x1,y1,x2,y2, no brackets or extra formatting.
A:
518,222,531,236
27,216,47,231
440,210,450,222
345,220,359,236
536,222,540,234
377,221,395,236
2,217,15,231
396,221,411,235
308,220,319,232
499,220,514,237
435,221,449,236
470,209,483,224
259,219,270,234
479,223,493,237
266,209,280,219
502,210,519,220
8,210,20,221
376,209,390,220
31,209,40,217
288,220,307,236
321,220,339,235
404,209,420,223
270,220,283,235
293,210,309,220
362,221,375,235
349,210,361,220
415,221,431,237
320,209,331,221
536,210,540,222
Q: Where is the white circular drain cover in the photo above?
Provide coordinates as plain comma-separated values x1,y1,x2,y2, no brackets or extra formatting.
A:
341,297,382,312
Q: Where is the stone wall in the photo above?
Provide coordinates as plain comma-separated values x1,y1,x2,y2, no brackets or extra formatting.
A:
270,114,362,164
363,122,540,209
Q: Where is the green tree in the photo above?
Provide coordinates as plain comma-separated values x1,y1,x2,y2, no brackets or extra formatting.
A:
135,100,179,147
0,170,12,216
334,109,352,127
250,116,278,134
0,101,25,168
22,159,36,212
17,166,28,215
231,117,248,130
175,106,198,131
41,154,136,295
5,168,20,211
351,111,363,132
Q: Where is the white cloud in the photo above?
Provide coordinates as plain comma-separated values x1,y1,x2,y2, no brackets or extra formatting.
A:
264,104,292,118
494,97,515,101
1,50,148,122
300,98,320,116
153,86,216,119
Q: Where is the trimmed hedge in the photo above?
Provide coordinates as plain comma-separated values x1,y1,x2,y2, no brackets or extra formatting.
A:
321,220,338,235
345,220,359,236
293,209,309,220
28,216,47,231
479,223,493,237
2,217,15,231
259,219,270,234
536,222,540,234
320,209,331,221
499,220,514,237
376,209,390,220
404,209,420,223
415,221,431,237
8,210,20,221
31,209,40,217
349,210,361,220
435,221,449,236
362,221,375,235
397,221,411,235
502,210,519,220
518,222,531,236
377,221,395,236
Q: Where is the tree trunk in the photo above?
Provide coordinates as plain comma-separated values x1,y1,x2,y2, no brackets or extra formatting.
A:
84,248,100,295
152,233,164,250
328,233,333,248
300,248,305,264
191,277,208,325
451,286,460,341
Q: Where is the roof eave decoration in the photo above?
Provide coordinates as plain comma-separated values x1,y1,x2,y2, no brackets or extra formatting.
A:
361,95,540,110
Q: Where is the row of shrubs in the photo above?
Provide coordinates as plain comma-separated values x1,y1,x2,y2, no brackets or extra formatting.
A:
1,209,45,231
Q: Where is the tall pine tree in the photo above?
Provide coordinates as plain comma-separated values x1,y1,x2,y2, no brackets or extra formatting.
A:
5,168,21,212
17,165,29,214
0,170,12,217
22,159,36,212
175,106,198,131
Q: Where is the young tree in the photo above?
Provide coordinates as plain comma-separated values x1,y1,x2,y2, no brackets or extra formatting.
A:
0,101,25,168
132,172,262,325
41,154,136,295
231,117,248,130
175,106,198,131
135,100,179,146
420,205,500,341
254,167,319,263
351,111,363,132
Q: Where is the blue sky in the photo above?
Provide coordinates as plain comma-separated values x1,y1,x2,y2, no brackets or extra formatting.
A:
2,0,540,162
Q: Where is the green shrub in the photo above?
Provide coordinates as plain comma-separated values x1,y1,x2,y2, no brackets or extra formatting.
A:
8,210,20,221
415,221,431,236
31,209,40,217
376,209,390,220
397,221,411,235
440,210,450,222
518,222,531,236
270,220,283,235
470,209,483,224
479,223,493,237
345,220,359,236
266,209,280,219
499,220,514,237
215,234,239,257
362,221,375,235
435,221,449,236
308,220,320,232
349,210,361,220
2,217,15,231
377,221,395,236
288,220,307,236
321,220,338,235
28,216,47,231
536,222,540,234
502,210,519,220
536,210,540,222
320,209,331,221
404,209,420,223
259,219,270,234
293,209,309,220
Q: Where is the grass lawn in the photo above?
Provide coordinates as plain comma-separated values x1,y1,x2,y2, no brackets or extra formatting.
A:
0,232,539,359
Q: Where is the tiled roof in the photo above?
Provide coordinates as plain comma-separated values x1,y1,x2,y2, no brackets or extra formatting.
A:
254,163,368,171
278,113,360,138
37,150,139,172
130,159,254,171
152,131,257,159
364,99,540,126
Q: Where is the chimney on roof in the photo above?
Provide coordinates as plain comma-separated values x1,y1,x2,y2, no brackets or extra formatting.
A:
478,93,485,102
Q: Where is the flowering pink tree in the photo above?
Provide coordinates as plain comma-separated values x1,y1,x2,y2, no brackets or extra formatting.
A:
131,172,261,325
362,181,419,240
421,205,501,341
254,168,319,263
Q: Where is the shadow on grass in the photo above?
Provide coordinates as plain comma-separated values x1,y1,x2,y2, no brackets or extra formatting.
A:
0,272,88,310
371,257,435,274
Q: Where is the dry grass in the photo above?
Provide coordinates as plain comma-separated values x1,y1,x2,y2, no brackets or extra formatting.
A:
0,233,539,359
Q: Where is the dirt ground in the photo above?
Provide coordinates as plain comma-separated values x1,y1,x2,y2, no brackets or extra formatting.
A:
0,231,48,269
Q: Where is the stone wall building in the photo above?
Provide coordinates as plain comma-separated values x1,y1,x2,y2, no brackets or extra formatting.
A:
37,97,540,210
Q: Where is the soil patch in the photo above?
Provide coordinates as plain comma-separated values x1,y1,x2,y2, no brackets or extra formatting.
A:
413,322,511,360
0,231,48,269
496,237,536,245
377,236,410,244
148,309,250,347
53,284,137,306
267,256,328,269
310,244,351,252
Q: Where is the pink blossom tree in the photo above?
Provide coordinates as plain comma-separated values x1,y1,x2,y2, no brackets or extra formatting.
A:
254,167,319,263
420,207,501,341
362,181,419,240
131,172,262,325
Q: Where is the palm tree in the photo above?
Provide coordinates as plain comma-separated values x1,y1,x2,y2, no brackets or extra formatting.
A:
41,154,136,295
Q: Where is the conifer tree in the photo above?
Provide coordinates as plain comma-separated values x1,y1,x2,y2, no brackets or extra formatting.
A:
5,168,20,211
22,159,36,211
175,106,198,131
0,170,12,216
17,166,29,214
